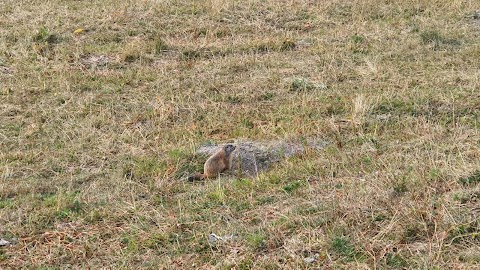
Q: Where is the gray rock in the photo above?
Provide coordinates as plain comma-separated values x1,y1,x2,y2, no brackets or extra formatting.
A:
0,239,11,247
197,138,328,177
208,233,238,245
473,10,480,20
81,55,110,69
303,253,319,263
208,233,221,245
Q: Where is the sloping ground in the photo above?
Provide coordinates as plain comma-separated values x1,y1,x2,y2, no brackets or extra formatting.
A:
1,0,480,269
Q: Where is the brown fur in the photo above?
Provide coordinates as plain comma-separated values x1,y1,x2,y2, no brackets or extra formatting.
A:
188,144,236,181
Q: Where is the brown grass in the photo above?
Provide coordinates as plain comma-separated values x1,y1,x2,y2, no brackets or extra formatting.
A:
1,0,480,268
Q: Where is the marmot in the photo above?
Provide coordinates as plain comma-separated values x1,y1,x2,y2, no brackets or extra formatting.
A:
188,144,236,181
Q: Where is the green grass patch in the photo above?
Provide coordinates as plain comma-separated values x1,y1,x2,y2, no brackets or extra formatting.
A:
246,232,267,251
459,171,480,186
282,180,302,194
330,236,365,262
420,30,461,48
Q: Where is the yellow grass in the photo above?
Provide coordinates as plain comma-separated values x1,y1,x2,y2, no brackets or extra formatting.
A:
1,0,479,268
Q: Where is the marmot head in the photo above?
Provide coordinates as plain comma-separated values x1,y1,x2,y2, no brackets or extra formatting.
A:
223,144,236,154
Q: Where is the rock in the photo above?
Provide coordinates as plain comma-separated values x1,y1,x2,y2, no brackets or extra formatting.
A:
473,10,480,20
0,239,11,247
0,66,13,75
303,253,319,263
197,138,328,177
208,233,221,245
208,233,238,245
81,55,110,69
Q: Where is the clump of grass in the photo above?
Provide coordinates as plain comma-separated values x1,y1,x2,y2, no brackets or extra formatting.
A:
207,187,227,204
330,236,365,262
258,92,274,101
241,118,254,128
280,38,296,51
120,233,139,253
32,26,60,44
282,180,302,194
226,95,242,104
420,30,460,48
180,49,202,60
0,199,13,209
386,253,408,268
459,171,480,186
392,180,408,195
403,225,422,243
252,42,274,53
246,232,266,250
448,222,479,244
41,191,84,220
351,34,365,44
420,30,444,44
121,48,141,62
143,233,168,250
123,157,166,181
154,36,169,54
289,78,326,92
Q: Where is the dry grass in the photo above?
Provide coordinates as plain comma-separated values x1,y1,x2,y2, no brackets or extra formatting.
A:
1,0,480,268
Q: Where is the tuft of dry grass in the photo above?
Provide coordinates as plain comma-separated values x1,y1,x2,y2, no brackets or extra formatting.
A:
1,0,480,268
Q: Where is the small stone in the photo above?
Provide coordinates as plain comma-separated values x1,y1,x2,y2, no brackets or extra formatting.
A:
0,66,13,75
303,253,319,264
0,239,11,246
208,233,238,245
473,11,480,20
222,234,238,241
208,233,221,244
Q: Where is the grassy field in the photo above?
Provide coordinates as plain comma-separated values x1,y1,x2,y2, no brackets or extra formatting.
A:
1,0,480,268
